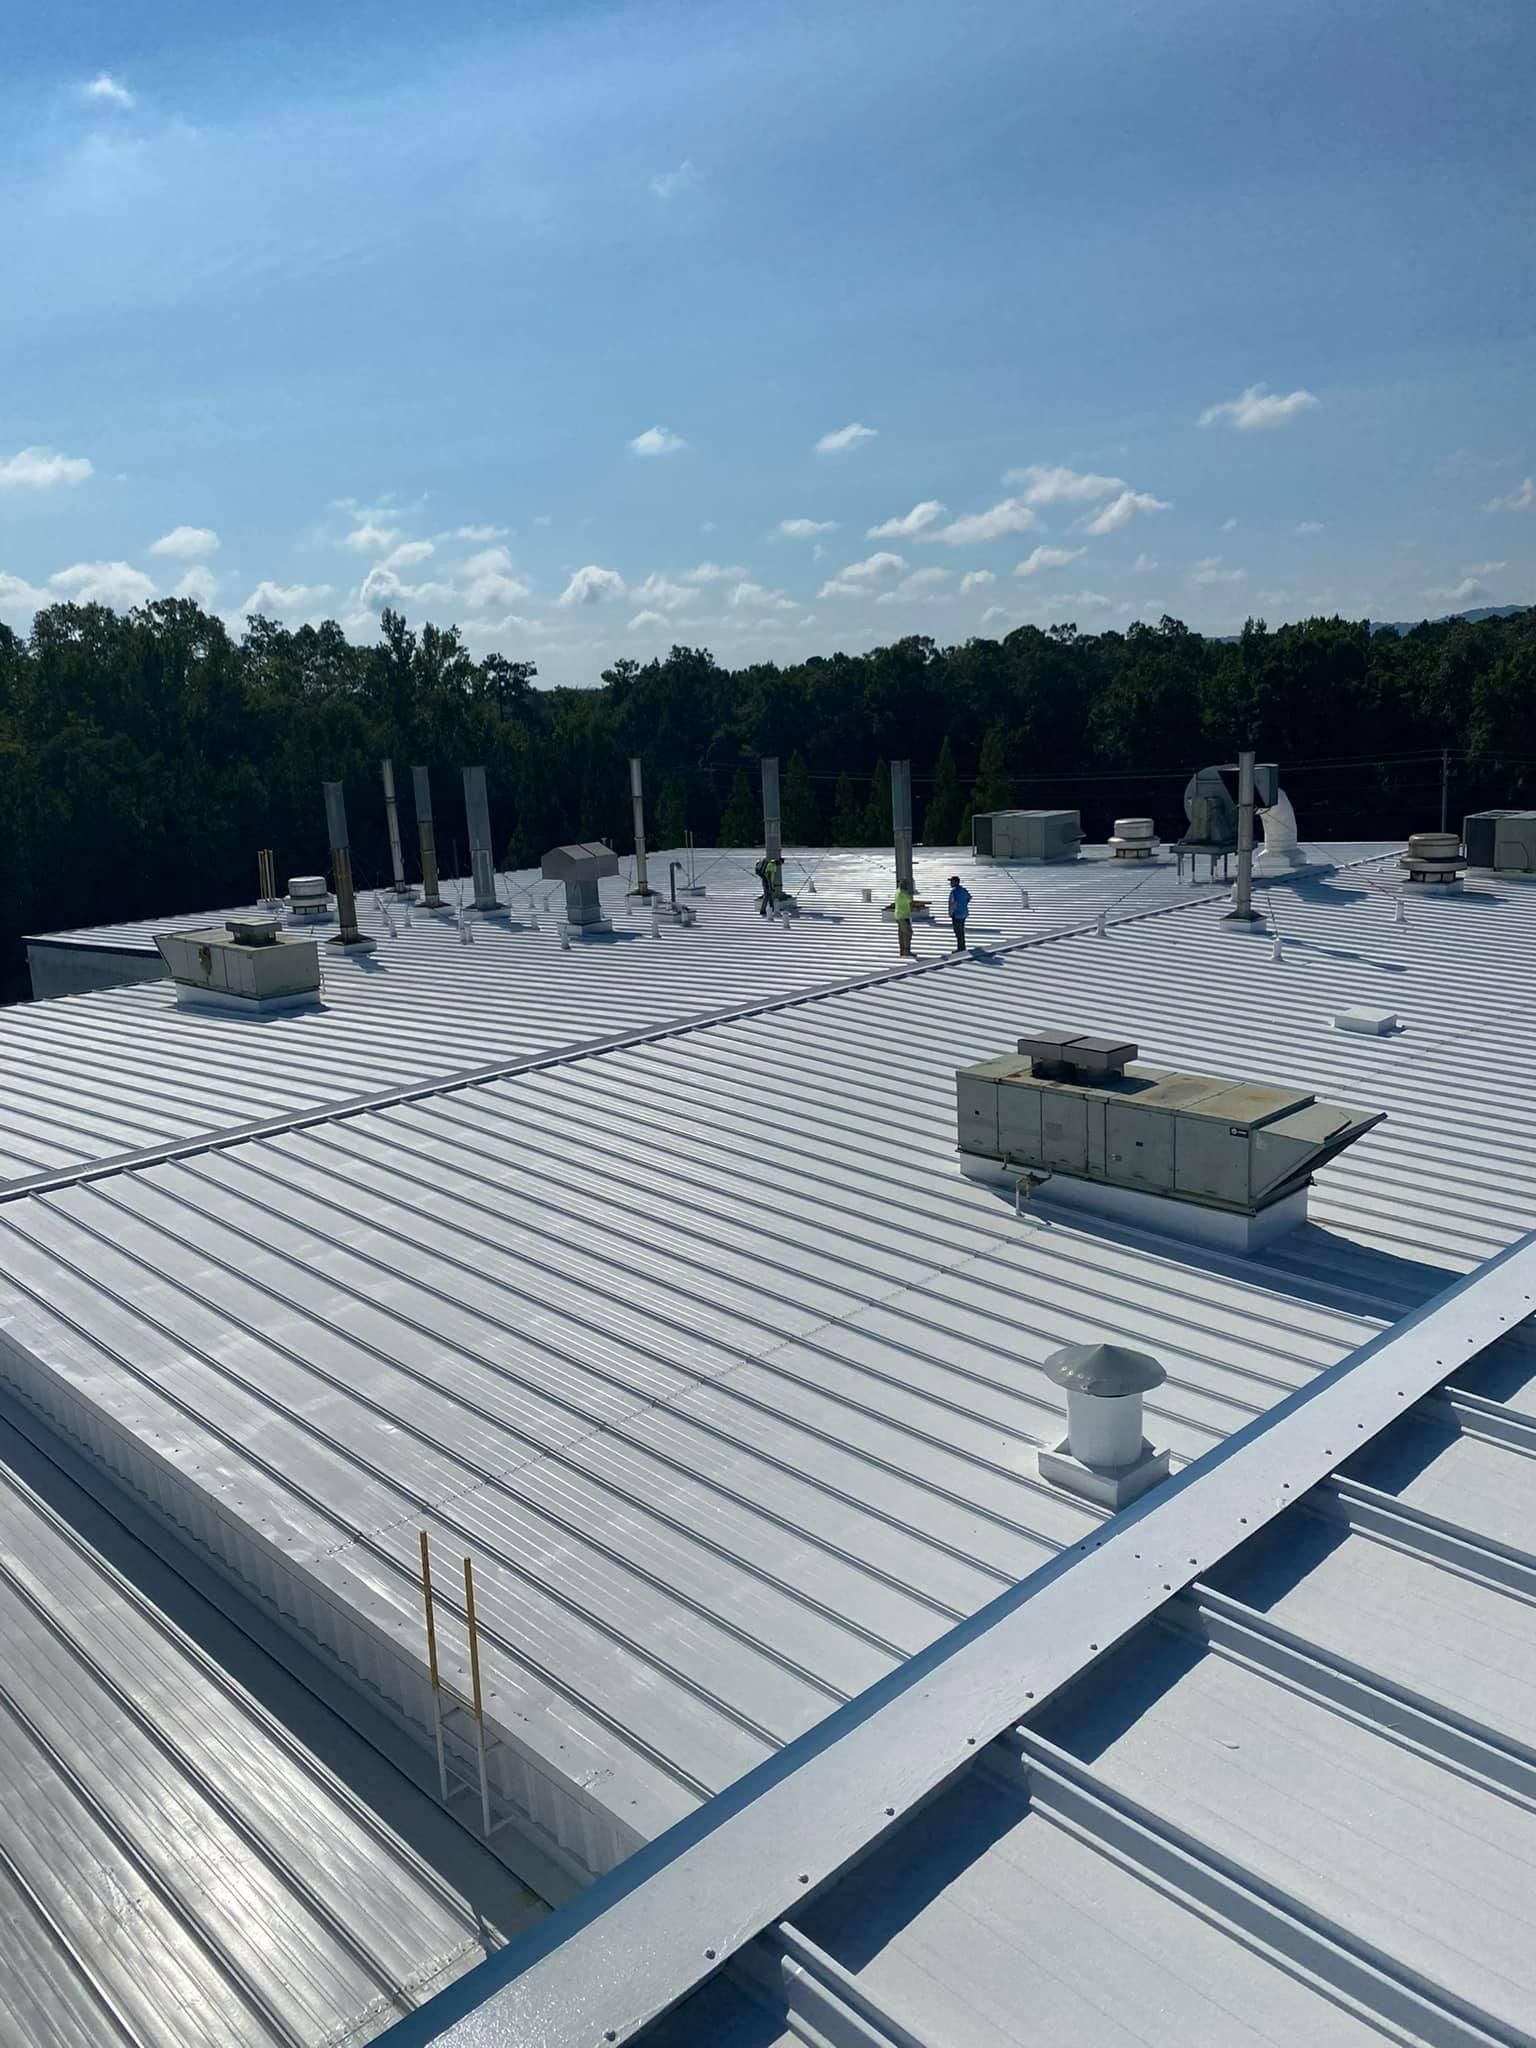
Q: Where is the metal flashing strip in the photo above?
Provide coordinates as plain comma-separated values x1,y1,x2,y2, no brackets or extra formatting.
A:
0,892,1210,1208
378,1228,1536,2048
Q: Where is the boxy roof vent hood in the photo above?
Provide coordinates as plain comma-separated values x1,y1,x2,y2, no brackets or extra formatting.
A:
156,920,322,1014
957,1027,1383,1253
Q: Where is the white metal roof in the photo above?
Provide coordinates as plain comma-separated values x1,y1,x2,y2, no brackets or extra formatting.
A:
0,843,1392,1190
0,1393,544,2048
1,860,1532,1907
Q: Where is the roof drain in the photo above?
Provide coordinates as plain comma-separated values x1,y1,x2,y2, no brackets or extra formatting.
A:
1038,1341,1170,1511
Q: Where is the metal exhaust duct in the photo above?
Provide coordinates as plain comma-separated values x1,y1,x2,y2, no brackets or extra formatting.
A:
256,847,277,905
381,760,410,897
322,781,374,949
628,756,655,897
462,765,499,912
1223,748,1263,927
411,766,444,907
890,758,914,891
761,757,782,861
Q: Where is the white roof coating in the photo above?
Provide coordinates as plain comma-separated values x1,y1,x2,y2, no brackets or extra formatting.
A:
0,842,1392,1189
1,861,1533,1904
0,1393,544,2048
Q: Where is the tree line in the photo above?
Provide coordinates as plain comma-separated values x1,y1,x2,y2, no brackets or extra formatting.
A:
1,597,1533,1000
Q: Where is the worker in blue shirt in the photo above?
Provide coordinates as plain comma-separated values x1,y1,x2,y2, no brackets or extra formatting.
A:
947,875,972,951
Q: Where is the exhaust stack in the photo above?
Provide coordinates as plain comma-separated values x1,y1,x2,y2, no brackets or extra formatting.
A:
256,848,278,905
412,766,444,907
761,757,782,862
628,757,656,898
322,781,374,950
891,759,914,892
381,760,410,897
463,766,500,913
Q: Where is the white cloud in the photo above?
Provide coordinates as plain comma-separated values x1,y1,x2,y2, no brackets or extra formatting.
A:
1426,576,1494,605
533,514,553,527
460,546,529,609
173,566,220,604
47,560,156,606
876,568,952,606
775,517,838,539
0,446,94,489
980,605,1016,629
628,425,686,457
628,609,670,629
1426,562,1506,603
1294,521,1325,534
629,572,699,613
1221,517,1239,532
384,539,435,570
0,571,47,621
1047,590,1113,611
1079,489,1170,536
344,520,402,554
680,560,747,583
1003,464,1126,505
1486,477,1535,512
728,580,796,610
239,580,332,619
1198,383,1320,430
148,524,219,559
817,551,906,597
867,499,946,539
960,570,995,594
928,497,1040,546
558,564,626,607
82,73,134,108
1015,545,1085,578
446,523,508,542
650,160,698,199
1190,556,1247,585
1133,553,1157,572
815,422,877,455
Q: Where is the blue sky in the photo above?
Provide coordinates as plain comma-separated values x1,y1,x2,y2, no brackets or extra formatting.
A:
2,0,1532,683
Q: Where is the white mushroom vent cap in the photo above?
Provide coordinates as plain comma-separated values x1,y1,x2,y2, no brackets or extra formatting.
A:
1044,1342,1166,1398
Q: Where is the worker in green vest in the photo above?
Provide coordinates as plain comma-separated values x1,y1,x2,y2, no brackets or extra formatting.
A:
892,880,914,957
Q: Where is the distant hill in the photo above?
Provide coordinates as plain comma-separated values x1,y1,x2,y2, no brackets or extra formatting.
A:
1369,603,1532,636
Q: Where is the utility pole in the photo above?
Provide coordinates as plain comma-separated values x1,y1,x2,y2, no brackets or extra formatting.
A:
1223,748,1262,927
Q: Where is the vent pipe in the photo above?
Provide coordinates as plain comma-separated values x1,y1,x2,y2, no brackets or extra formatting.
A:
381,760,410,897
891,759,914,891
628,757,655,898
761,758,782,862
322,781,374,949
463,766,499,912
411,766,444,907
1038,1342,1169,1509
256,847,278,905
1223,748,1263,927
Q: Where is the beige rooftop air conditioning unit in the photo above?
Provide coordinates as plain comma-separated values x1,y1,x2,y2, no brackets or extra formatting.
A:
956,1028,1382,1252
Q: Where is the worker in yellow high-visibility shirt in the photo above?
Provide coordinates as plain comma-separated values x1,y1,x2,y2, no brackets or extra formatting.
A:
892,880,914,958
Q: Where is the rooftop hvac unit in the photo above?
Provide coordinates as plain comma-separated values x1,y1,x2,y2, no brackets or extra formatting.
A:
971,809,1082,864
1464,809,1536,876
956,1028,1382,1252
155,919,323,1013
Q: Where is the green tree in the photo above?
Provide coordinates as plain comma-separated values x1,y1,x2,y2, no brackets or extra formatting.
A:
860,760,891,845
655,775,688,849
781,752,823,844
922,736,964,843
717,767,758,845
829,772,863,843
961,722,1010,838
